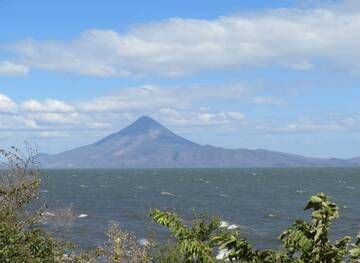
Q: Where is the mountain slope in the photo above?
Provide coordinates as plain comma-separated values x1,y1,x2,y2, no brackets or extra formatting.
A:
38,116,359,168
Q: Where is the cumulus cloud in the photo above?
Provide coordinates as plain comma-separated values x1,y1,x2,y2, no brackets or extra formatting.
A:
0,93,17,113
20,99,75,113
6,2,360,76
2,84,358,143
30,112,80,126
0,61,29,76
0,84,251,134
0,114,37,130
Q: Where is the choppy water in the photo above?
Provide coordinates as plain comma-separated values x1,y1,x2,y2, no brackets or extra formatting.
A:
39,168,360,249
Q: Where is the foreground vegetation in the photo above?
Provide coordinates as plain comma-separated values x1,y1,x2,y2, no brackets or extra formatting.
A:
0,146,360,262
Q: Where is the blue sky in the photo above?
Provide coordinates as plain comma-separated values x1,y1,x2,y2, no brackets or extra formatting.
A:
1,0,360,158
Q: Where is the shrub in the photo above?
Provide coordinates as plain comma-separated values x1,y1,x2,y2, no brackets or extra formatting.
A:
0,144,41,226
150,209,223,262
97,222,153,263
0,145,60,262
150,193,360,263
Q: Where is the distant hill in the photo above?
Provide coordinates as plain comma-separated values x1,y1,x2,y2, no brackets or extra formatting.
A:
37,116,360,168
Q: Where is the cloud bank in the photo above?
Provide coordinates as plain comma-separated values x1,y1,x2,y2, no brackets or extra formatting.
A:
0,84,250,135
1,82,359,140
6,2,360,76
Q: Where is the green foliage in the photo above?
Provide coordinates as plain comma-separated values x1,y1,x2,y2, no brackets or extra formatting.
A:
150,209,221,262
0,145,41,226
279,192,353,263
151,193,360,263
0,146,67,262
349,232,360,261
0,222,58,262
211,228,291,262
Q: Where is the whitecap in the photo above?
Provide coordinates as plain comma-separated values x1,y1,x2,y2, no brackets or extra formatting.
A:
79,184,87,188
40,189,49,193
219,194,228,198
268,213,275,217
77,214,88,218
338,180,347,184
346,186,356,190
161,191,176,197
227,224,239,230
43,211,55,217
296,190,305,194
219,221,229,228
198,178,210,184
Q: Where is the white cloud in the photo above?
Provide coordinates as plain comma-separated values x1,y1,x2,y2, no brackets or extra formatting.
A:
8,2,360,76
0,114,37,129
29,112,80,126
0,93,17,113
20,99,75,113
1,85,359,142
0,61,29,76
0,84,250,133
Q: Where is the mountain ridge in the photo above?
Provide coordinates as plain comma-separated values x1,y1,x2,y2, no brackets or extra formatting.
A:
37,116,360,168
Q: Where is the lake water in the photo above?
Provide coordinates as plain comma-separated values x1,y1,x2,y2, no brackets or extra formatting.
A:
39,168,360,249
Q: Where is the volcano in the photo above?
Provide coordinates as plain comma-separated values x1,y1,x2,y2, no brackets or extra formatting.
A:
38,116,359,168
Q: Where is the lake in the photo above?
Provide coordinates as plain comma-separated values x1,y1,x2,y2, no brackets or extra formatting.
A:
39,168,360,249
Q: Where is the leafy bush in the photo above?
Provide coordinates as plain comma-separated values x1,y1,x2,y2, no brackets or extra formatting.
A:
98,222,153,263
150,193,360,263
0,145,41,226
0,145,72,262
150,209,221,262
0,223,51,262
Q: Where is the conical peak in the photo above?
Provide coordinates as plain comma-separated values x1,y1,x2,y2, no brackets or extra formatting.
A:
134,116,160,126
94,115,197,146
119,116,168,136
129,115,163,129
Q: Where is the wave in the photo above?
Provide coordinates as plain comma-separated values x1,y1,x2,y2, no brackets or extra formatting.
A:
160,191,176,197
